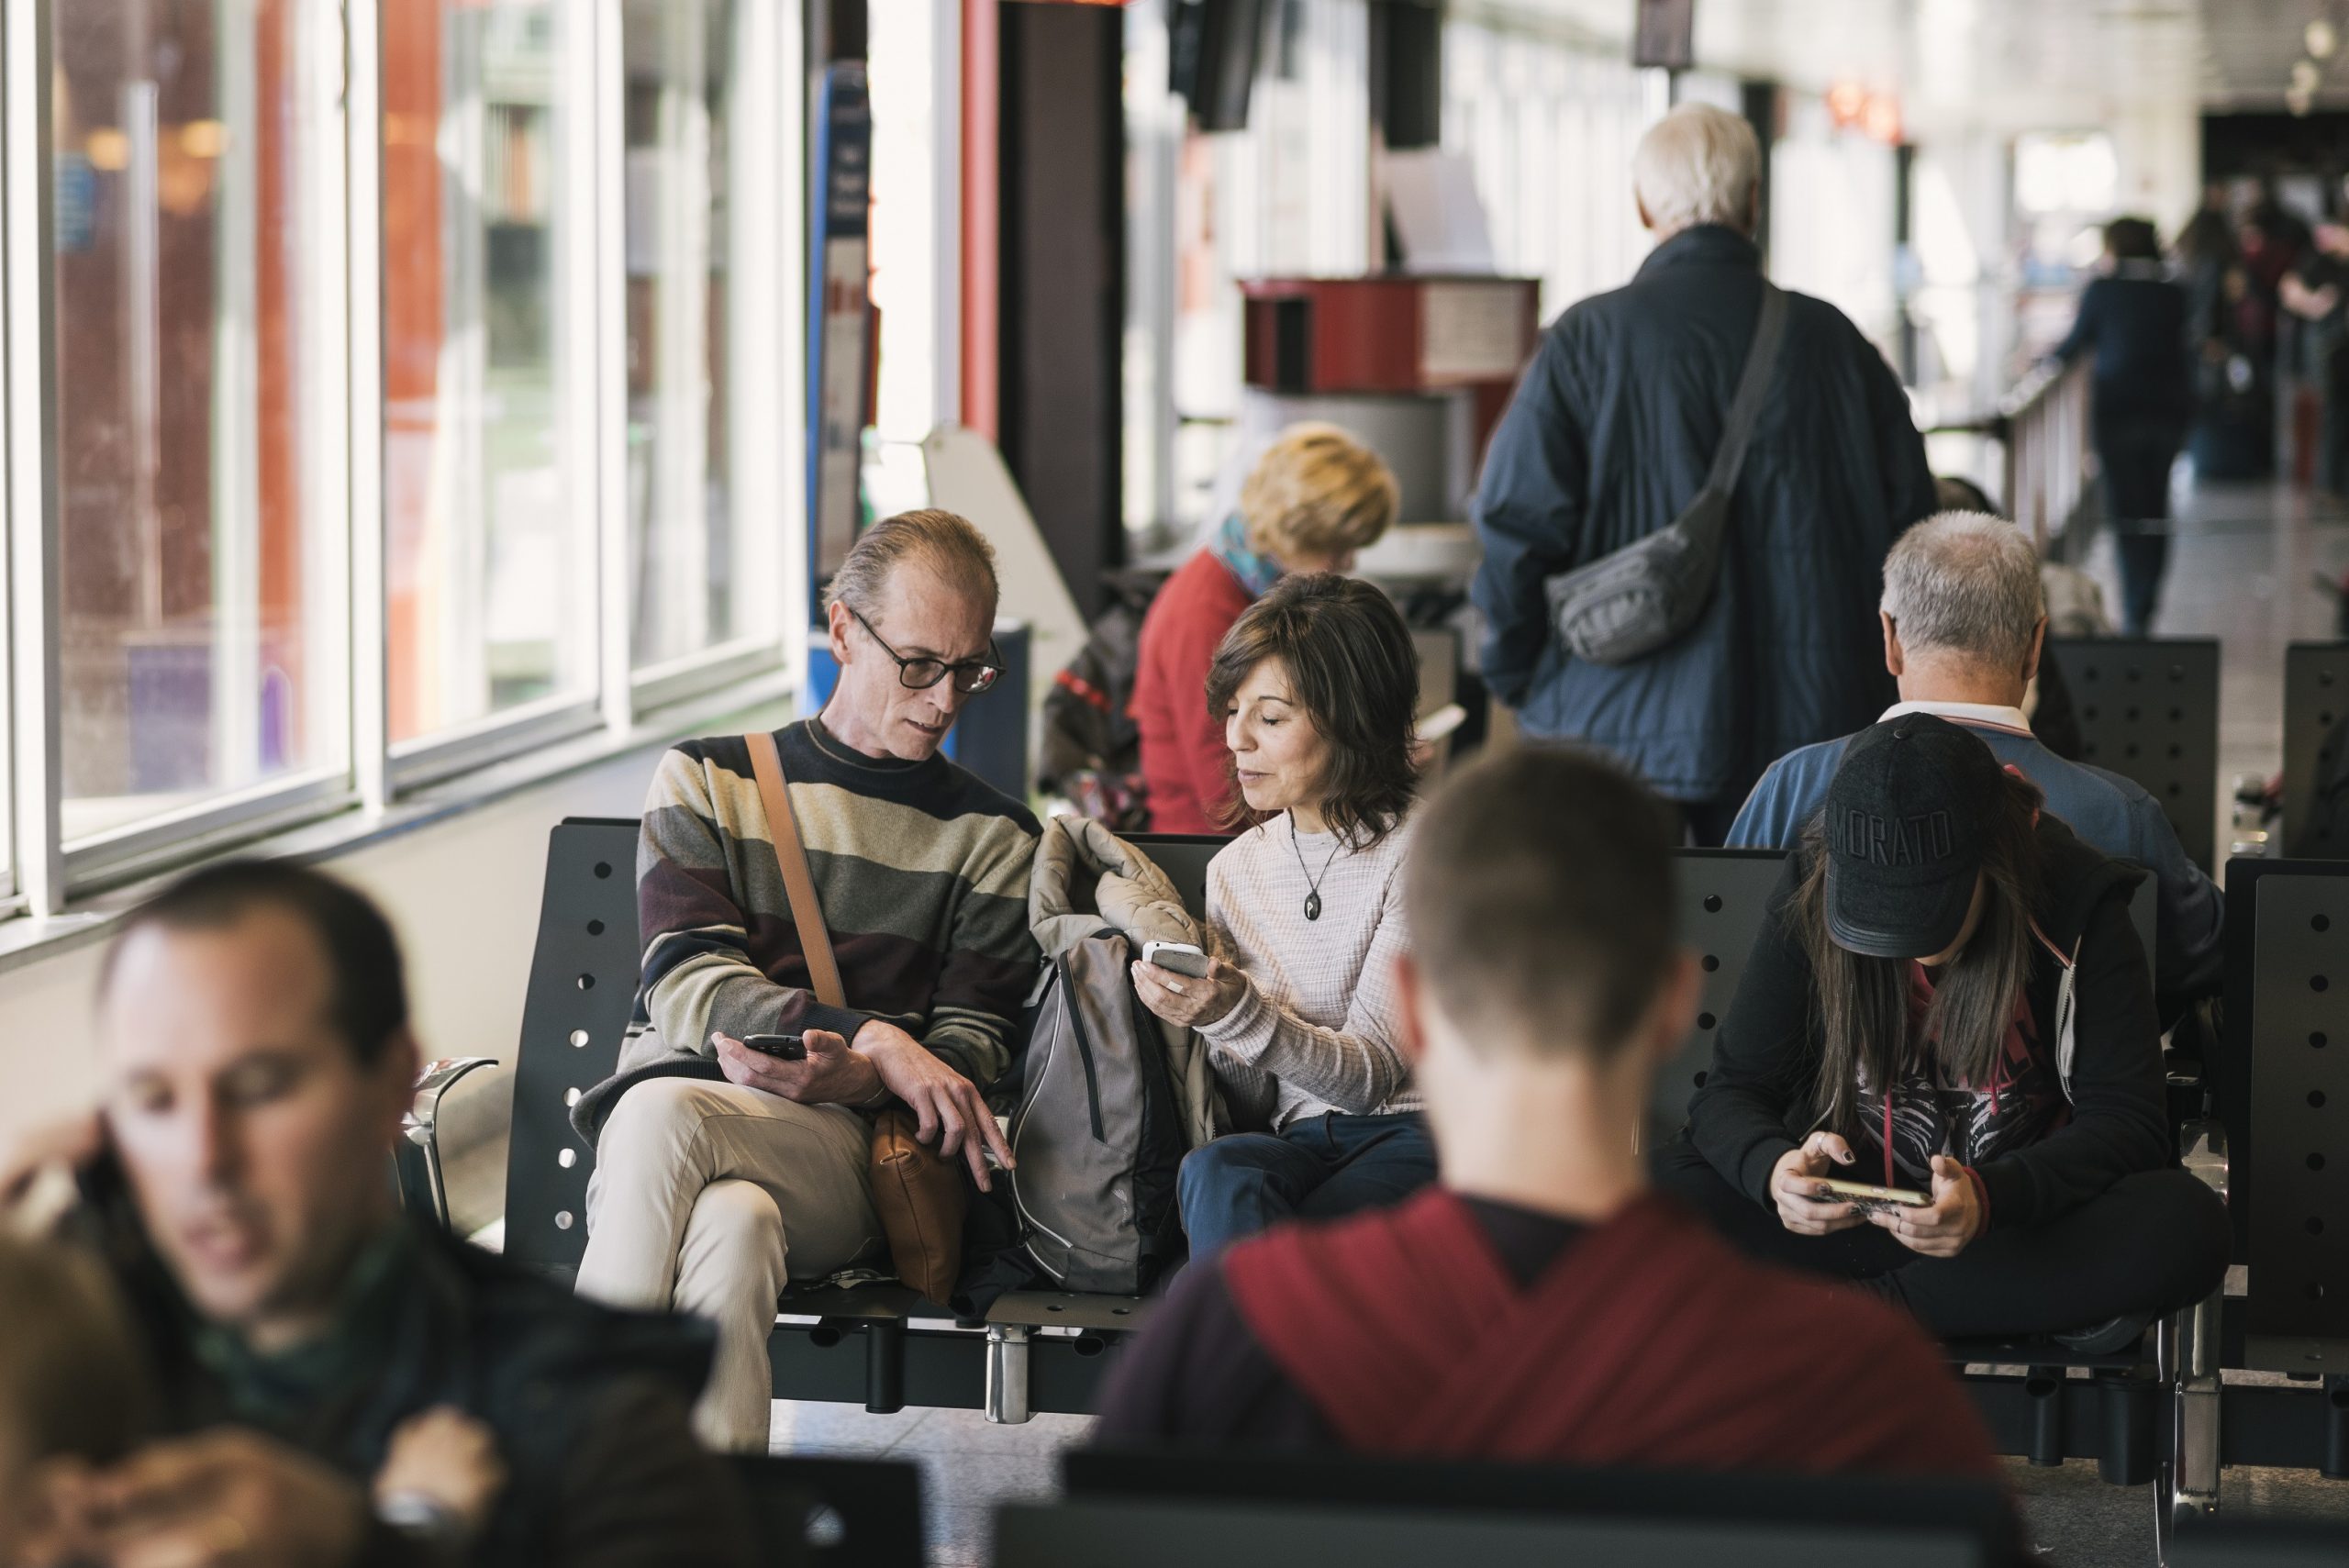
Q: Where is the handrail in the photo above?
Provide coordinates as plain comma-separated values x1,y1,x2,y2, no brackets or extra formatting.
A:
1922,361,2094,553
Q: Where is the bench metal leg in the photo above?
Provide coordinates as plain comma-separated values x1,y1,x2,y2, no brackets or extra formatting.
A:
2026,1365,2065,1466
865,1318,906,1415
2156,1295,2222,1566
985,1325,1031,1425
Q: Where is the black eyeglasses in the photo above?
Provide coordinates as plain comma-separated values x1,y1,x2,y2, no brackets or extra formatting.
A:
850,606,1004,695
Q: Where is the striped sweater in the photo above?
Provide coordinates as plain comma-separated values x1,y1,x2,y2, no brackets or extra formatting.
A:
573,719,1042,1140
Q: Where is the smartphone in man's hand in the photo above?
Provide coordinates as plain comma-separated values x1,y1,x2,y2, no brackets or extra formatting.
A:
741,1033,808,1062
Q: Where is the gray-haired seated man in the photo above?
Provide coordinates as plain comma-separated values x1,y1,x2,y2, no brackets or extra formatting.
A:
572,508,1041,1452
1726,509,2222,1023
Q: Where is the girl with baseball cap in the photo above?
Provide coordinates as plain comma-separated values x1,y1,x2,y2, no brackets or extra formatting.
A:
1657,713,2230,1351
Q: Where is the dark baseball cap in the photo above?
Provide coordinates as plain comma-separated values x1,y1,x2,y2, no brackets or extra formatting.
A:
1820,714,2008,960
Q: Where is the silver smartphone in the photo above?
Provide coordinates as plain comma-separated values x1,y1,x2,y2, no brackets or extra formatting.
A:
1140,940,1211,979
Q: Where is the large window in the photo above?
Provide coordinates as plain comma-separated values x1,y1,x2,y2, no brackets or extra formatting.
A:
384,1,596,747
52,0,349,849
0,0,804,917
624,0,782,676
1441,22,1664,325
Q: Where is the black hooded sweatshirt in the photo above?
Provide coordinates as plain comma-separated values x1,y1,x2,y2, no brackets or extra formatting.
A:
1685,815,2169,1233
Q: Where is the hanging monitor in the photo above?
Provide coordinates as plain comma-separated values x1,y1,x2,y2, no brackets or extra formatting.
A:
1633,0,1696,71
1170,0,1268,131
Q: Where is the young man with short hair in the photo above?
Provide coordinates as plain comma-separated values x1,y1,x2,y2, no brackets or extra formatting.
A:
1095,748,1999,1481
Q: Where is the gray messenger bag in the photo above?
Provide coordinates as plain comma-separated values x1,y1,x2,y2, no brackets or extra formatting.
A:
1542,283,1788,667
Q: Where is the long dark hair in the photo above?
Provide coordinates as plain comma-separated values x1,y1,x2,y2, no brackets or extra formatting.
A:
1203,573,1419,848
1793,769,2045,1137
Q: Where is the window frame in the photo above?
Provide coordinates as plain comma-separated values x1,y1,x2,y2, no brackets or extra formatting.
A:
0,0,808,920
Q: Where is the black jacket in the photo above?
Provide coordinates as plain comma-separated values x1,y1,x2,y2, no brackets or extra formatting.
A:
2052,269,2193,424
100,1214,754,1568
1685,815,2169,1232
1471,225,1936,804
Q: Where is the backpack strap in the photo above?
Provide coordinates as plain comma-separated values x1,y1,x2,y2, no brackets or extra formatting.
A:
1703,283,1790,497
746,730,846,1009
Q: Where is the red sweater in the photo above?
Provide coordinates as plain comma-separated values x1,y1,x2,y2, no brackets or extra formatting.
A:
1130,550,1255,833
1221,1187,2002,1481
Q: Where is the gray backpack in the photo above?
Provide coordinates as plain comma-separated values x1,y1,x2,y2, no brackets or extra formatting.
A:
1007,930,1187,1295
1542,284,1787,666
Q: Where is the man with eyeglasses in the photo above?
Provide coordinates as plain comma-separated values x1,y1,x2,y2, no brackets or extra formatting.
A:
573,508,1041,1451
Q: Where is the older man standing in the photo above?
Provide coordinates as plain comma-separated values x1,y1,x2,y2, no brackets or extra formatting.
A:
1728,509,2224,1018
573,508,1041,1452
1472,103,1936,842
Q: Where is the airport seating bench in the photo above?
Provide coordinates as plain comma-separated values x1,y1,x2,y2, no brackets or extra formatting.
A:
2282,642,2349,859
393,819,2349,1557
2045,637,2221,873
1048,1451,2017,1568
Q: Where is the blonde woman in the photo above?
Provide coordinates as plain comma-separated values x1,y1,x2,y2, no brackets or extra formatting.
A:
1131,424,1398,833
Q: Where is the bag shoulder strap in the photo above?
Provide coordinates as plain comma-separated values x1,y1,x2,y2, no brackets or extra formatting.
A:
746,729,847,1008
1703,283,1790,495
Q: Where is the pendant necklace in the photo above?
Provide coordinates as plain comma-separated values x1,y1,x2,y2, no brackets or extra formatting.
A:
1291,821,1343,921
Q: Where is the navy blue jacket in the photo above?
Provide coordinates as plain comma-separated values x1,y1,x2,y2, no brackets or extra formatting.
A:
1726,703,2223,1018
1470,226,1935,804
2052,268,2192,423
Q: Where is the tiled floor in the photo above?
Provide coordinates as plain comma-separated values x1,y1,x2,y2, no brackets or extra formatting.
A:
771,1400,1086,1568
767,476,2349,1567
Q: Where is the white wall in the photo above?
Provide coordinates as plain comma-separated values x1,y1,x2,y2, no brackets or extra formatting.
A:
0,734,716,1141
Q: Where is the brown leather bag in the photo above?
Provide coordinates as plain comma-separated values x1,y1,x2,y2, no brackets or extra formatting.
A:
745,731,968,1305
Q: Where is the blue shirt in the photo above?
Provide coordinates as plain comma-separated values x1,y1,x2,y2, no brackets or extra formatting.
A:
1727,701,2223,1007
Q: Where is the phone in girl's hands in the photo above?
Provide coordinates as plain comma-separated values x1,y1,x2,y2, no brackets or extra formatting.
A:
1812,1177,1931,1216
1140,940,1211,979
741,1033,808,1062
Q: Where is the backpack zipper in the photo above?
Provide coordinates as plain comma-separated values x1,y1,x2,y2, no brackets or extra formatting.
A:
1062,953,1108,1141
1008,974,1076,1279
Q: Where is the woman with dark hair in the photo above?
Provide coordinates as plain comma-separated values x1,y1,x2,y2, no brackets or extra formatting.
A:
1661,714,2231,1349
2049,215,2193,635
1131,573,1429,1260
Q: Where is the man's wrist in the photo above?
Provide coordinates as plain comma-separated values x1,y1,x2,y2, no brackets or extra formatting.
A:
842,1050,893,1109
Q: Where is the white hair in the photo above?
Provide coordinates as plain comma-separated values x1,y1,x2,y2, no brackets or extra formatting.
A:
1632,104,1762,235
1880,512,2046,670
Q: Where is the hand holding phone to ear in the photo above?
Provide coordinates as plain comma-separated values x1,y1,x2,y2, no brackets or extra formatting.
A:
0,1113,105,1217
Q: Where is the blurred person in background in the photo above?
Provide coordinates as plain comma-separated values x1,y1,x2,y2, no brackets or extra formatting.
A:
1131,424,1398,834
2049,217,2192,636
0,1236,150,1568
2282,216,2349,499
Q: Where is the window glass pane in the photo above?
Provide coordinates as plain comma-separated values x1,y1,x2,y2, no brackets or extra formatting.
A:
54,0,346,845
625,0,749,670
384,0,594,745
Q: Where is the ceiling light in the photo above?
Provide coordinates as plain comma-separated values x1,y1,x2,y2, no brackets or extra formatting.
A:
2294,59,2323,95
2289,83,2317,116
2311,17,2339,61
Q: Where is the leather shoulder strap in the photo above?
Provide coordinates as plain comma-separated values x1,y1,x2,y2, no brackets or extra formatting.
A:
1702,283,1790,495
746,730,847,1008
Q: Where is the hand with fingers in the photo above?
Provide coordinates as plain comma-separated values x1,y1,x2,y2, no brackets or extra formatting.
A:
39,1428,371,1568
855,1021,1016,1191
0,1113,104,1212
375,1406,508,1544
1870,1153,1984,1258
711,1027,879,1106
1769,1131,1870,1236
1130,956,1246,1031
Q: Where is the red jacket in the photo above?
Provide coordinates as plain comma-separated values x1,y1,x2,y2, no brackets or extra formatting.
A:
1130,550,1255,833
